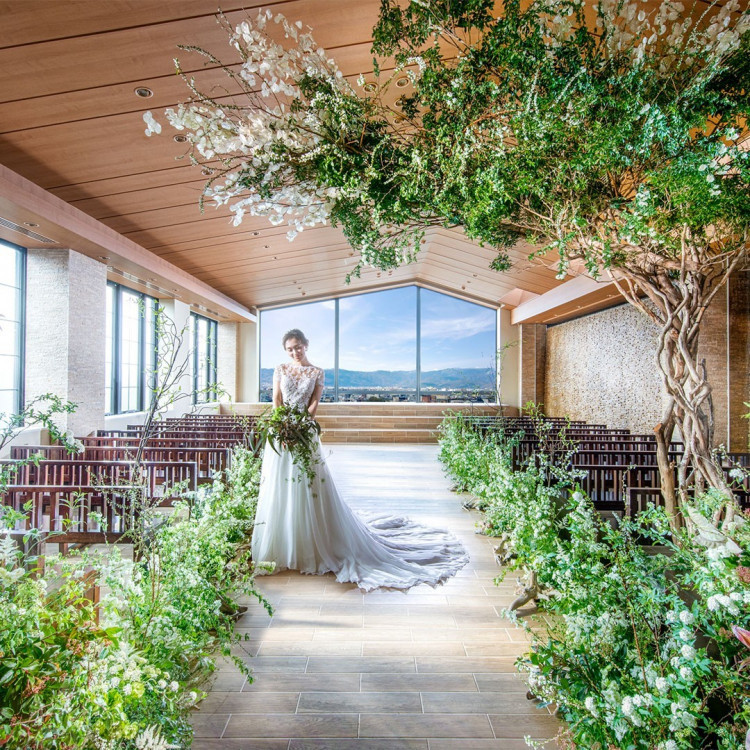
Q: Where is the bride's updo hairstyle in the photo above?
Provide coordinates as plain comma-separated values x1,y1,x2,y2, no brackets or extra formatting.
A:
282,328,309,347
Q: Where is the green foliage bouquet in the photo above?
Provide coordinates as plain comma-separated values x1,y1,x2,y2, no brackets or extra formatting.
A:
257,405,322,485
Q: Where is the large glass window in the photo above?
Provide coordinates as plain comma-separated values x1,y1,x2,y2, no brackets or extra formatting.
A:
259,300,335,402
339,287,418,402
105,282,158,414
259,285,497,403
420,289,497,402
0,241,25,418
191,312,218,403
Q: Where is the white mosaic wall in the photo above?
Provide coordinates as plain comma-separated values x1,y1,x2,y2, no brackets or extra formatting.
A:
544,304,668,434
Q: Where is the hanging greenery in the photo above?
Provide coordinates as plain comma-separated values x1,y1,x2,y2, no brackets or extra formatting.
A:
150,0,750,527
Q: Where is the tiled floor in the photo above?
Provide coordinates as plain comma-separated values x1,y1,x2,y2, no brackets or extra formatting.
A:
191,445,560,749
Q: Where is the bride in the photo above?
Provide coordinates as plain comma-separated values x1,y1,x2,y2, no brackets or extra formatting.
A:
250,328,469,591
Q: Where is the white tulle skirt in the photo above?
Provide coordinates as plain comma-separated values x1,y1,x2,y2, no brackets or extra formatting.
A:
250,440,469,591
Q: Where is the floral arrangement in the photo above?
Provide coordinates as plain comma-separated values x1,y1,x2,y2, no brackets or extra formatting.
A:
257,404,322,485
438,413,750,749
0,445,269,749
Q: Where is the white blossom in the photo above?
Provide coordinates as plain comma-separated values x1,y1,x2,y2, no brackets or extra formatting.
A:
680,644,696,660
143,111,162,137
584,695,599,716
678,610,694,626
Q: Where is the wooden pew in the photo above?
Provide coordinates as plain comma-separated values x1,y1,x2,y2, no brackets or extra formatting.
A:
10,445,230,483
1,459,197,500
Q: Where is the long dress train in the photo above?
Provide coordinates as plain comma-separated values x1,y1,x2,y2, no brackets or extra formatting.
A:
250,363,469,592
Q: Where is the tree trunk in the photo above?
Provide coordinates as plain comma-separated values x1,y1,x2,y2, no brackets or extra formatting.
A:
610,251,740,531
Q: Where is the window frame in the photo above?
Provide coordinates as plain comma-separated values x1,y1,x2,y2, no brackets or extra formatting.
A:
0,240,26,417
190,311,218,404
258,284,498,403
105,281,158,415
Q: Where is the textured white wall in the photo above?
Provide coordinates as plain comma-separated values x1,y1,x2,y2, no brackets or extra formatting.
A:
545,304,668,433
237,321,258,402
499,308,520,408
156,298,193,414
217,321,238,402
25,248,106,437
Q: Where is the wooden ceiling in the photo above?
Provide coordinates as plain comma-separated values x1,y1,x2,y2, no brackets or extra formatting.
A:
0,0,590,319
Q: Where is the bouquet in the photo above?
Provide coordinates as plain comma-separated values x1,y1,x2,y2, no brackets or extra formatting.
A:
256,405,321,484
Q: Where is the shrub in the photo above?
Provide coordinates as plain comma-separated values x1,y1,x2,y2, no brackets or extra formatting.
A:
0,445,268,749
438,414,750,748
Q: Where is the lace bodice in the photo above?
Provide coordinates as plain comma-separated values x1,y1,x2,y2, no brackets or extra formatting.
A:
275,363,325,410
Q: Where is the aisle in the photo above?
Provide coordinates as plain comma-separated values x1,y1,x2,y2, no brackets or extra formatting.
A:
191,445,559,749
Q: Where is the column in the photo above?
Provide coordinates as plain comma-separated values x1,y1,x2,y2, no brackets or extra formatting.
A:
519,323,547,411
25,248,107,436
217,321,238,402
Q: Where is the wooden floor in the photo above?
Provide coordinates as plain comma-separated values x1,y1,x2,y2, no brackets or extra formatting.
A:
191,445,560,749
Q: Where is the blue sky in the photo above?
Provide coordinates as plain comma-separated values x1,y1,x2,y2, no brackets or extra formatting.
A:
260,286,497,373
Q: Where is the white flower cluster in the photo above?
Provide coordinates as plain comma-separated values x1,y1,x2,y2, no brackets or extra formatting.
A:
134,724,179,750
151,9,362,242
706,590,746,615
596,0,749,69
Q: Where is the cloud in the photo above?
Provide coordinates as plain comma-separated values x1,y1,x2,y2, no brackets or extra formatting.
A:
421,313,495,341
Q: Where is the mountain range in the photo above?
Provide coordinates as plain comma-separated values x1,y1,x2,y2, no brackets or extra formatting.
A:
260,367,495,389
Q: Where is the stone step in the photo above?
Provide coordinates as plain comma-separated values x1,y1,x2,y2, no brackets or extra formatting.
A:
225,403,518,443
316,415,445,429
321,428,438,444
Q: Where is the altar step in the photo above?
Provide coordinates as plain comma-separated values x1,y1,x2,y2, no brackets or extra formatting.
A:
227,402,514,443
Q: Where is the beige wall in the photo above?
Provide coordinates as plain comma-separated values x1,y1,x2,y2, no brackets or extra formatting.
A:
237,321,259,402
25,248,107,437
217,321,238,402
499,308,520,409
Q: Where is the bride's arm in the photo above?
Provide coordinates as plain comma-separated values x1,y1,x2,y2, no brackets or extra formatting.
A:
307,367,325,417
272,368,283,407
307,381,324,418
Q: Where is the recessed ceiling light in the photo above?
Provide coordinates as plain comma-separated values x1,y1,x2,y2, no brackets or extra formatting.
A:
173,134,188,143
23,221,39,227
395,76,409,88
363,82,377,93
134,86,153,98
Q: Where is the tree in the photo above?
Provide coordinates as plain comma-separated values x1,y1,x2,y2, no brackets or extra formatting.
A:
151,0,750,528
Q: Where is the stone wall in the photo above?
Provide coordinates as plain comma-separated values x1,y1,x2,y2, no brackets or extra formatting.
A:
544,304,667,434
25,248,106,436
706,269,750,451
542,279,749,448
519,323,546,408
217,321,238,401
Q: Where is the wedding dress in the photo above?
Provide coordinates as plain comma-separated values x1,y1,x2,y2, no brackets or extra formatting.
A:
251,363,469,591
